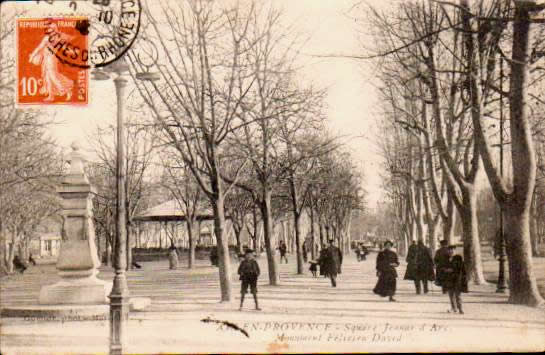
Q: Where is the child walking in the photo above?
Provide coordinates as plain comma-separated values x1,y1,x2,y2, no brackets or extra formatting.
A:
443,245,468,314
238,249,261,311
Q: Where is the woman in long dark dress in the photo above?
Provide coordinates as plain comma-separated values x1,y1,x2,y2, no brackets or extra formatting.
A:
318,245,328,277
373,240,400,302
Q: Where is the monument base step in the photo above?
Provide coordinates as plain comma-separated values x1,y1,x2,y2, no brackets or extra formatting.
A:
1,298,152,319
39,277,112,305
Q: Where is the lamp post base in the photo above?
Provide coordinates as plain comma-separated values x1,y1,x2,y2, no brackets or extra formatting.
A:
496,255,508,294
109,273,130,355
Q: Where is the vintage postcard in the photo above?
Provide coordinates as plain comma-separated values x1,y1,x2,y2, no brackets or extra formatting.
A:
1,0,544,354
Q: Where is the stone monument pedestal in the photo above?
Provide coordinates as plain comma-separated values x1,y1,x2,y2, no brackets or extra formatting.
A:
39,143,111,305
39,269,112,305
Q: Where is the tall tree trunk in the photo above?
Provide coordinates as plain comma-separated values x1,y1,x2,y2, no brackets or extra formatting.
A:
211,194,232,302
345,212,352,255
105,210,112,266
7,231,16,273
260,190,279,285
401,227,409,257
293,212,303,274
414,183,426,241
0,221,8,274
126,223,132,271
464,0,544,306
96,229,102,265
187,220,196,269
529,191,539,257
309,205,316,259
459,187,486,284
289,178,303,274
504,211,542,305
252,205,258,251
106,234,112,267
442,197,456,245
502,4,543,306
318,221,324,247
428,216,440,252
159,223,163,249
234,225,243,255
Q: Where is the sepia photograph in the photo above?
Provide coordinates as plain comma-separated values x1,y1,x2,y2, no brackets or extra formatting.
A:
0,0,544,353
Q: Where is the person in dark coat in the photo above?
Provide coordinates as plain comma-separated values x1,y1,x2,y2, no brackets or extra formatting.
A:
404,239,435,294
355,245,361,261
318,244,328,277
443,245,468,314
309,259,318,277
238,249,261,311
323,239,343,287
13,255,27,274
278,241,288,264
434,240,450,293
360,245,369,261
373,240,400,302
209,246,218,267
28,253,37,266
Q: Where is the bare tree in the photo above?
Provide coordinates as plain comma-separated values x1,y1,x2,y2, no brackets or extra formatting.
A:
160,152,205,269
364,0,488,284
460,0,544,306
224,187,254,255
0,9,63,274
87,118,155,270
131,0,266,301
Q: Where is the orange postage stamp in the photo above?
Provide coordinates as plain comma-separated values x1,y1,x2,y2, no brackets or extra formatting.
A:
16,17,89,106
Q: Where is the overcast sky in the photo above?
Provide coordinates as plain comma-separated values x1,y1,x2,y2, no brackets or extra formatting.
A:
6,0,385,209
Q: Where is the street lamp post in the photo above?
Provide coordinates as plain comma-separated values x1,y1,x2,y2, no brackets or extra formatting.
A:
110,62,130,355
93,40,160,354
497,56,507,293
93,59,131,355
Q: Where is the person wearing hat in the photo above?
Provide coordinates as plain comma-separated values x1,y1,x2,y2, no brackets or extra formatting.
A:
323,239,343,287
404,238,435,294
318,244,328,277
443,245,468,314
434,240,450,293
238,249,261,311
373,240,400,301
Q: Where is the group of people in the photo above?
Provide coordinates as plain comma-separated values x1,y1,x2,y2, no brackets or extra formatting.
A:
11,253,36,274
373,239,468,313
238,237,468,313
354,243,369,261
237,239,345,311
314,239,343,287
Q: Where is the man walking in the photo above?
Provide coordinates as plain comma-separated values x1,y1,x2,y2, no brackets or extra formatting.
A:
404,239,435,294
434,240,450,293
318,244,328,277
323,239,343,287
278,241,288,264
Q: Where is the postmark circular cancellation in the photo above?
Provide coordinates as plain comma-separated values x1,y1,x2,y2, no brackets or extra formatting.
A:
15,0,142,105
